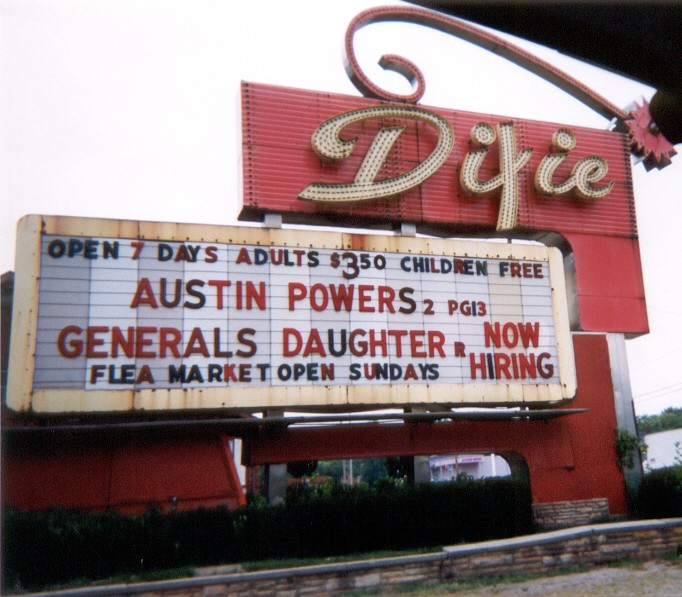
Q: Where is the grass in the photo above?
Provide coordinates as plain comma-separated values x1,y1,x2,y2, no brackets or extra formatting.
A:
239,546,443,572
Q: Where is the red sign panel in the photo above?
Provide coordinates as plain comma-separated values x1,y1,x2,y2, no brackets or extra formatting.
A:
239,82,647,336
240,82,635,237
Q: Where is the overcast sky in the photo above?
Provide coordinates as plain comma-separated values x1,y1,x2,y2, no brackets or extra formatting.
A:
2,0,681,416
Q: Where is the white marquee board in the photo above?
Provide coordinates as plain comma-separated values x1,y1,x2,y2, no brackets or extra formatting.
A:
7,215,576,413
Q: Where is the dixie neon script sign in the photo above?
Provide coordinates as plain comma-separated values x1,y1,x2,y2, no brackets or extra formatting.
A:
299,105,613,231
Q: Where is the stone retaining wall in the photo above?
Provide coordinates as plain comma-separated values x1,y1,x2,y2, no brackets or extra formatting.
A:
27,518,682,597
532,498,610,529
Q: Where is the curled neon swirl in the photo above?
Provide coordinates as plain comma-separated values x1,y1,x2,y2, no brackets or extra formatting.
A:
345,6,675,169
345,5,627,118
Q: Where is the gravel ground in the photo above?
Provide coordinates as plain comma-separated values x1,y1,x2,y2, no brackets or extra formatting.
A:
394,559,682,596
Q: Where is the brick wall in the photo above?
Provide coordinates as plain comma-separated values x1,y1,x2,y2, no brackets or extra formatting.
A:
532,498,610,529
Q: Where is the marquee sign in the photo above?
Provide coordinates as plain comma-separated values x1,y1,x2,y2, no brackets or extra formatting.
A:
7,215,575,414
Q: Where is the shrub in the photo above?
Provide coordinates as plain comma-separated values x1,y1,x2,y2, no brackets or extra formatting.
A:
231,477,532,560
636,466,682,519
3,477,532,591
2,506,235,592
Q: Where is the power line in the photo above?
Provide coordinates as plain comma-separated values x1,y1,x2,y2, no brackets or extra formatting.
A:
634,381,682,403
629,346,682,371
648,305,682,317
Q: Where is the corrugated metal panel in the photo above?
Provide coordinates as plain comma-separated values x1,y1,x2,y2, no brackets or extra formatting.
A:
240,81,637,238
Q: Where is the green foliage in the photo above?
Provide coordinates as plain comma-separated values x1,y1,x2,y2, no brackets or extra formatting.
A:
234,477,532,562
315,459,344,483
615,428,647,468
3,477,532,592
287,460,318,478
314,458,389,487
637,407,682,436
635,466,682,518
3,507,235,592
385,455,413,480
315,458,389,487
355,458,389,487
374,476,406,491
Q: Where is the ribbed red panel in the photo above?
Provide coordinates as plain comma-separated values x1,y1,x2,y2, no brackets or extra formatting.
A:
3,432,247,514
240,82,636,238
240,82,647,335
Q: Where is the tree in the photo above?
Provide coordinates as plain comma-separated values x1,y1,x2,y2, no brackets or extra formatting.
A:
315,460,343,483
314,458,389,486
287,460,318,478
355,458,388,487
637,407,682,436
385,456,412,480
